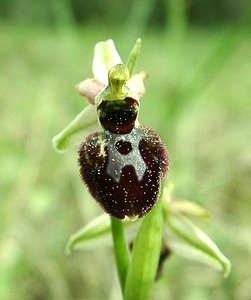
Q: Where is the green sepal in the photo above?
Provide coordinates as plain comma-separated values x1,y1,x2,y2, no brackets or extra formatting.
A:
52,104,98,152
168,198,210,219
66,214,134,254
163,210,231,277
124,199,163,300
126,38,141,76
66,214,111,254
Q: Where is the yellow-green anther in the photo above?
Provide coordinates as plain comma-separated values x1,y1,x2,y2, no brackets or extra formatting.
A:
108,64,130,95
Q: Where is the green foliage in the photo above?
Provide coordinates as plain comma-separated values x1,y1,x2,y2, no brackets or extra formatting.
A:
0,0,248,27
1,18,251,300
53,38,230,298
124,200,163,300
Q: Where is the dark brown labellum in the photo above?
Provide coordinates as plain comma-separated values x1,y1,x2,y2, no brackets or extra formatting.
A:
78,126,169,219
97,97,139,134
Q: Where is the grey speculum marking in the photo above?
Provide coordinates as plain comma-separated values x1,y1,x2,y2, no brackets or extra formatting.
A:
104,128,147,183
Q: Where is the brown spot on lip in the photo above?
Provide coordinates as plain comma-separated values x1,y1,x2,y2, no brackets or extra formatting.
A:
115,140,133,155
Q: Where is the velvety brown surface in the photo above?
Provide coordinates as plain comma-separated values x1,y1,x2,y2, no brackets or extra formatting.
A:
78,126,168,219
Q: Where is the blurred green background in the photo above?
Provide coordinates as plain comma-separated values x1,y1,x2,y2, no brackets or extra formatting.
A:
1,0,251,299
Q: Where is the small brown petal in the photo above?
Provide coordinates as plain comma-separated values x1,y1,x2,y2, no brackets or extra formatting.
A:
76,78,105,104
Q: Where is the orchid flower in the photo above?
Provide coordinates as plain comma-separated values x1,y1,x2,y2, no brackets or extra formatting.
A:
53,39,146,152
53,39,231,299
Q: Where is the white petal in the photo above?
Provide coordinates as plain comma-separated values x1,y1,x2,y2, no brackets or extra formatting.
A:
92,39,122,85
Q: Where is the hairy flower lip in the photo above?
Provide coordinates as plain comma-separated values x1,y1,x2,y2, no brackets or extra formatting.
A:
78,125,169,219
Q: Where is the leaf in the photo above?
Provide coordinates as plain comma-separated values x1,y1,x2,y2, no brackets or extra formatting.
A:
52,104,99,152
66,214,135,254
164,213,231,277
124,200,163,300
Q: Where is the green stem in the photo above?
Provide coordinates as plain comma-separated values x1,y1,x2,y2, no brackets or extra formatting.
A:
110,217,130,295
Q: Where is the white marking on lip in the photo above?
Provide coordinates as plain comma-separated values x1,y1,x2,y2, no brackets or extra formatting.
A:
104,128,147,183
